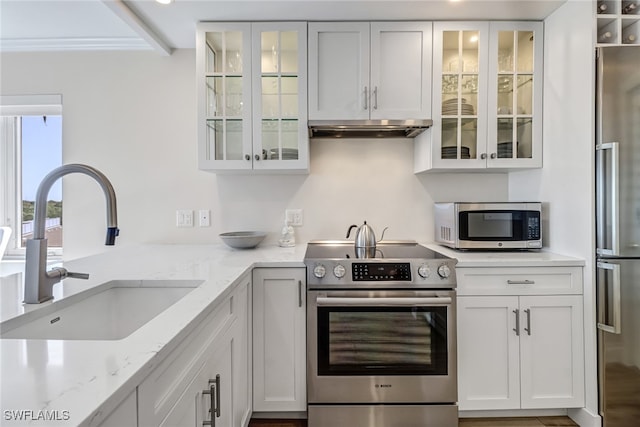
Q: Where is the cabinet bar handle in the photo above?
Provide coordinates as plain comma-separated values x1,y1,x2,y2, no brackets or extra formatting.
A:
507,279,535,285
373,86,378,110
513,309,520,336
298,280,303,307
202,376,218,426
524,308,531,335
214,374,221,418
364,86,368,110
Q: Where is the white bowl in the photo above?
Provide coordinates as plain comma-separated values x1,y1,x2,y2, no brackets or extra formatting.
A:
219,231,267,249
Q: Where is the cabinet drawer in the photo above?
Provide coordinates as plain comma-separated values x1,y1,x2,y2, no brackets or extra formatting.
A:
457,266,583,295
138,292,235,426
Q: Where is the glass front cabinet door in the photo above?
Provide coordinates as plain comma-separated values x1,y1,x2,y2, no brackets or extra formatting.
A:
432,22,489,169
487,22,543,169
426,21,542,172
251,22,308,171
196,22,308,172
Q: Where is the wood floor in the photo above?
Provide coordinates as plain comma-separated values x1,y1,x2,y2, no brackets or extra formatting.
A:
249,416,578,427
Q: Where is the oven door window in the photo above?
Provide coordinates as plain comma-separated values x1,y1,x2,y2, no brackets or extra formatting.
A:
317,306,448,376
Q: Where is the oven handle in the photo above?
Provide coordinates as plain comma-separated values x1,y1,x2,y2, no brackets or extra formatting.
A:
316,296,452,307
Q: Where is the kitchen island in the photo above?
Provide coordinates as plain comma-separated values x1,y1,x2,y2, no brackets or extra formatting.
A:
0,243,585,426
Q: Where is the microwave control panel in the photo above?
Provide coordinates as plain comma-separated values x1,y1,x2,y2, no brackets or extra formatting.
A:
527,215,541,239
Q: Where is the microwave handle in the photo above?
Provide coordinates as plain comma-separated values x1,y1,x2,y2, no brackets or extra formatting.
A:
316,296,452,307
596,142,620,256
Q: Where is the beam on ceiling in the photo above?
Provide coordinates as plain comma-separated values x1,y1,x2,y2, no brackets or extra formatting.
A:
101,0,172,56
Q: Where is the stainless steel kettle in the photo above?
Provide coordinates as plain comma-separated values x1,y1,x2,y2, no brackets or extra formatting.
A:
346,221,387,249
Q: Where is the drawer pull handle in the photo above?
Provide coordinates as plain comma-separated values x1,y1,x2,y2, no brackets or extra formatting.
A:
507,279,535,285
202,374,220,426
513,309,520,336
298,280,303,308
524,308,532,336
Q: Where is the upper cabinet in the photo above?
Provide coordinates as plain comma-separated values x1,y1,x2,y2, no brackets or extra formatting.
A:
196,22,308,173
416,21,543,172
596,0,640,45
308,22,432,120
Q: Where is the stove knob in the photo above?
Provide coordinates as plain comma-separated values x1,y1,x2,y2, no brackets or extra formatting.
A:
418,264,431,278
333,264,346,279
313,264,326,279
437,264,451,279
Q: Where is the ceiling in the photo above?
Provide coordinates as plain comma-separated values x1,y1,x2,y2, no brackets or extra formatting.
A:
0,0,566,55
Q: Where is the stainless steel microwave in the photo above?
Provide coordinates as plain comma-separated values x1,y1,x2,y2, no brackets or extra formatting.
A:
434,202,542,250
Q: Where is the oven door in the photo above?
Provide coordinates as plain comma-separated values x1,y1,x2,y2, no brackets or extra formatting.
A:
307,289,457,404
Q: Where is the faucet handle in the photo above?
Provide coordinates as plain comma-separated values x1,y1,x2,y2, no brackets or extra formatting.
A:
66,271,90,280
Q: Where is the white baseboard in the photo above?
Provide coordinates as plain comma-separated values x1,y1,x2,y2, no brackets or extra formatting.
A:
459,409,567,418
568,408,601,427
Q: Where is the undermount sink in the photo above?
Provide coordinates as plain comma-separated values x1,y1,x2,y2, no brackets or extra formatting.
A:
0,279,203,341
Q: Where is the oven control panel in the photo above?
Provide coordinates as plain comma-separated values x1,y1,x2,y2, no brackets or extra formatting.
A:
353,263,411,281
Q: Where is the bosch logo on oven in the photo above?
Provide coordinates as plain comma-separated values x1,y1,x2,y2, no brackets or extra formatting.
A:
375,384,392,388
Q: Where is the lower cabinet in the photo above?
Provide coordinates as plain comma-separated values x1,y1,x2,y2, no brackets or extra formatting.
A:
456,266,585,411
252,267,307,412
138,273,251,427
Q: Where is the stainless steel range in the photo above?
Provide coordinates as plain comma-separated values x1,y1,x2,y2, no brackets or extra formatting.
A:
304,240,459,427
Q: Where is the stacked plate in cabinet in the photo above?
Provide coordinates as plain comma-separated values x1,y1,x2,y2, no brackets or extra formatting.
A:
269,148,298,160
442,98,475,116
441,145,471,159
497,142,513,158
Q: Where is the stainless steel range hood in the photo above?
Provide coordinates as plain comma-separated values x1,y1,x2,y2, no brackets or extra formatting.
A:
307,119,433,139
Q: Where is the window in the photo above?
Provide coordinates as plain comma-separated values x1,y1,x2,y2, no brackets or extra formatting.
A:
0,95,63,258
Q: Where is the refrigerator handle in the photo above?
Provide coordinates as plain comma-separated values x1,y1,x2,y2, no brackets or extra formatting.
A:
596,142,620,256
596,261,621,335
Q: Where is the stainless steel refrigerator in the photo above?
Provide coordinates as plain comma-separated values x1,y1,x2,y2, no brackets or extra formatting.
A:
595,45,640,427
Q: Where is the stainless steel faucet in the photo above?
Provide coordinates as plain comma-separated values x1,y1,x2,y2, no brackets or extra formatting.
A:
24,164,119,304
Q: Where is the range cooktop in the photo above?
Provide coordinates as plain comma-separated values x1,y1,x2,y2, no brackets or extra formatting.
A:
304,241,457,289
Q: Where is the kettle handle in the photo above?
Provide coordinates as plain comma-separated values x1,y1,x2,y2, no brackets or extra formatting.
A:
346,224,358,238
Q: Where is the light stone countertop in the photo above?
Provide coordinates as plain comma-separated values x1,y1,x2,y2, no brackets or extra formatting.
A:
422,243,586,268
0,242,584,426
0,243,306,427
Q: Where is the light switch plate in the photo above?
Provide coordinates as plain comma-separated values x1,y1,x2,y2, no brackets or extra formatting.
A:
176,210,193,227
285,209,303,227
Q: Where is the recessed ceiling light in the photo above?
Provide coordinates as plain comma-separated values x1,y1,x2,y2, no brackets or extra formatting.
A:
156,0,173,4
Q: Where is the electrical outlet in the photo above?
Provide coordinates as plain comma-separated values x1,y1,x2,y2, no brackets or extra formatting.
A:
176,210,194,227
199,209,211,227
285,209,303,227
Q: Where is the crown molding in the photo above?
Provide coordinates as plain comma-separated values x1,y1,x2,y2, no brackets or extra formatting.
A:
0,37,153,53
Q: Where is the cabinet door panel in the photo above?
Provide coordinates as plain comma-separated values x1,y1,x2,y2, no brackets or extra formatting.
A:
252,268,306,412
431,22,489,170
308,22,370,120
519,295,585,409
457,296,520,410
370,22,432,120
487,21,543,169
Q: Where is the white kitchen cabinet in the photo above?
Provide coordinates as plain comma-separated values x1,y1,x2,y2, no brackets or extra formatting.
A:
252,267,306,412
417,21,542,172
308,22,432,121
98,391,137,427
197,22,308,172
138,275,251,427
457,267,585,411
